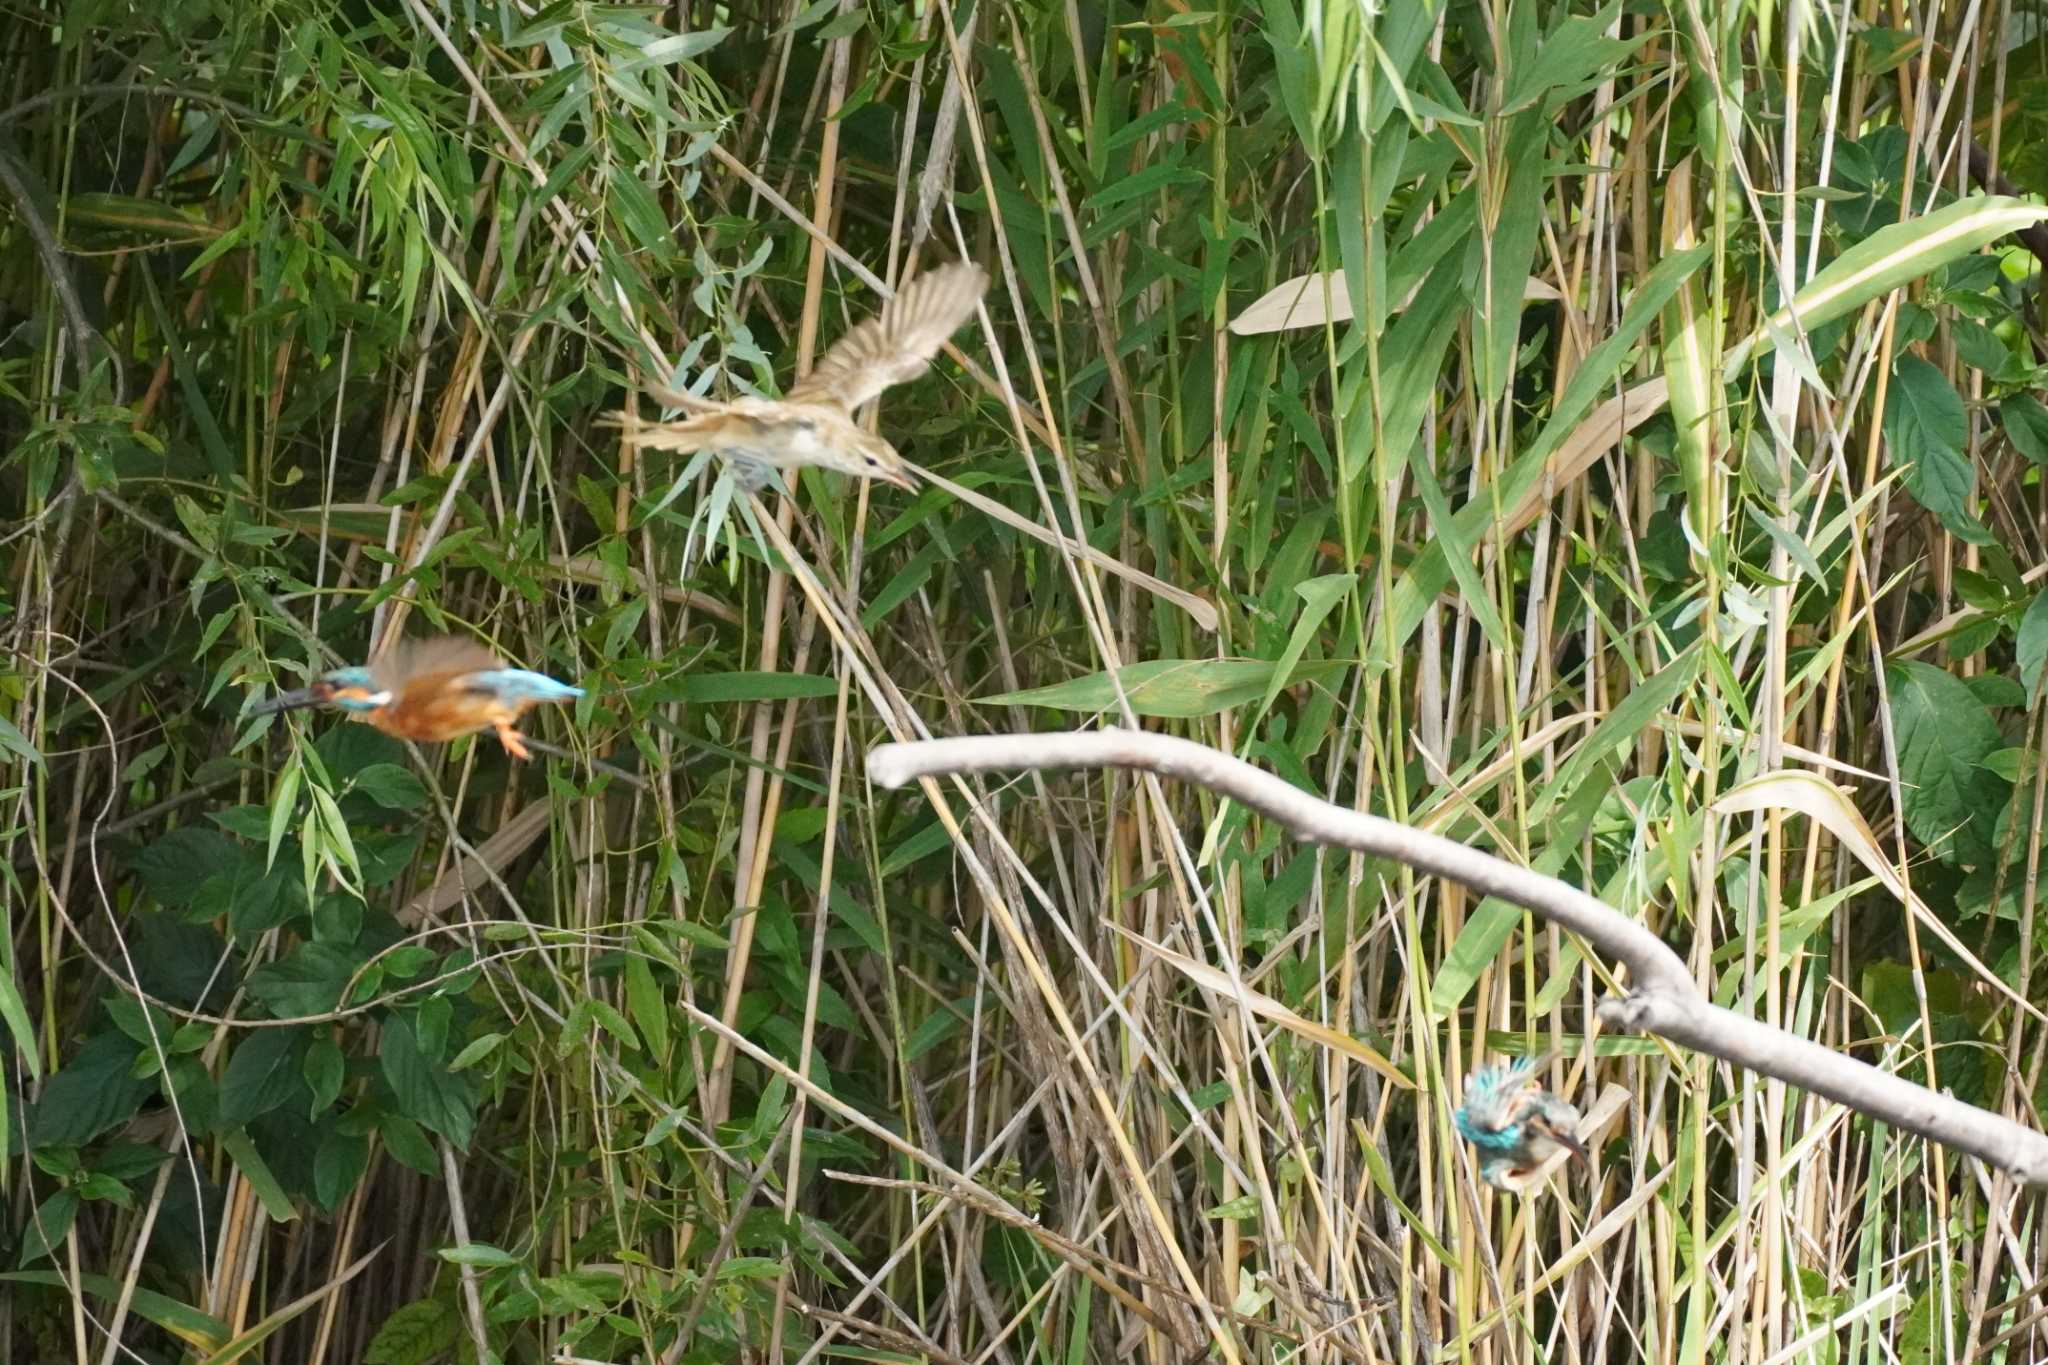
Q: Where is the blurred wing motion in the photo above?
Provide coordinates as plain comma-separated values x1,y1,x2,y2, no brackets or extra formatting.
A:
784,262,989,411
370,636,502,699
1457,1057,1540,1133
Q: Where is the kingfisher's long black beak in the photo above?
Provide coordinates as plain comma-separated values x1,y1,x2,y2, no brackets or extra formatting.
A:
1539,1119,1590,1163
249,686,325,716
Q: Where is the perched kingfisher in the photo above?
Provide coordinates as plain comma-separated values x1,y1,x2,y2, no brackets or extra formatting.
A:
1454,1056,1589,1189
251,636,584,760
620,262,989,491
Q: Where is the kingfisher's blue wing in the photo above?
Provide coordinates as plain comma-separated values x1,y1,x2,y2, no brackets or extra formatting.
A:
1459,1057,1540,1132
462,669,584,703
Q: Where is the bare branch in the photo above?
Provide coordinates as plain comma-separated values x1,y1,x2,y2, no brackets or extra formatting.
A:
867,728,2048,1186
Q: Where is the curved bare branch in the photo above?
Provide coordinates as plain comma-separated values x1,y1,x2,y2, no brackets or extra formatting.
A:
867,727,2048,1186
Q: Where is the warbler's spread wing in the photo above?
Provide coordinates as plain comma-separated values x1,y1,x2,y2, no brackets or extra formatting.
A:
784,263,988,411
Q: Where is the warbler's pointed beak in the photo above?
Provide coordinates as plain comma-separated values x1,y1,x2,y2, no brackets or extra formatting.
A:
250,686,324,716
871,463,919,493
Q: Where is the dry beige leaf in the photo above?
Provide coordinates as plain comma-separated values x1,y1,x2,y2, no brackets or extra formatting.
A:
1714,770,2048,1025
1229,270,1562,335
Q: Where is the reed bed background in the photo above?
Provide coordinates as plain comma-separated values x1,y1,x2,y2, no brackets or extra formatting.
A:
3,1,2046,1362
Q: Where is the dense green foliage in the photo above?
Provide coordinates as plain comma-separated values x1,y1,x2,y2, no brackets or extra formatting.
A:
7,0,2048,1362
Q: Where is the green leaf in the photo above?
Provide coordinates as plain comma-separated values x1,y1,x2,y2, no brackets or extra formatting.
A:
312,1128,368,1212
2003,393,2048,466
219,1027,306,1126
16,1190,79,1266
623,954,670,1058
245,943,359,1018
27,1031,151,1147
1083,157,1203,211
377,1112,440,1177
1389,243,1711,650
267,759,301,871
447,1032,503,1072
437,1242,520,1267
2021,592,2048,707
656,671,840,704
0,712,44,768
379,1014,478,1147
1729,196,2048,372
1529,645,1702,824
1886,659,2008,866
303,1039,345,1117
1434,761,1614,1012
0,1270,227,1350
1885,357,1991,544
228,862,299,936
351,763,427,811
128,827,239,907
1253,575,1355,725
216,1127,299,1222
363,1298,461,1365
980,658,1350,719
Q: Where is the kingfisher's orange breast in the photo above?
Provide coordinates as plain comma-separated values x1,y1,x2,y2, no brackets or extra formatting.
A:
368,671,523,742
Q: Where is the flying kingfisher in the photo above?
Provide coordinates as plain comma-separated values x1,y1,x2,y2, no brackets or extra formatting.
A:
619,262,989,491
1454,1055,1589,1189
251,635,583,760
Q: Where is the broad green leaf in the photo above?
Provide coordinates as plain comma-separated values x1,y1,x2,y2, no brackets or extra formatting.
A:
303,1039,345,1117
219,1027,305,1126
28,1031,152,1147
979,658,1350,719
1885,659,2007,866
351,763,426,811
15,1189,78,1265
130,827,240,907
623,954,670,1058
1727,196,2048,373
2001,393,2048,466
312,1128,368,1212
1885,356,1991,544
2021,592,2048,707
363,1299,461,1365
447,1032,503,1072
379,1014,478,1147
245,944,358,1019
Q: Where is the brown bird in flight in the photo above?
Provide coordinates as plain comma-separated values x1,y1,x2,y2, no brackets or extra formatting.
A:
621,262,989,492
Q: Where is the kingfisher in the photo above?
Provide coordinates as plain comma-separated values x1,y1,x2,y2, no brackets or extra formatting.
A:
251,635,583,760
619,261,989,491
1454,1055,1589,1189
